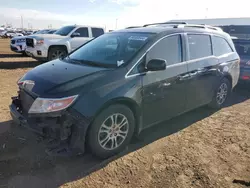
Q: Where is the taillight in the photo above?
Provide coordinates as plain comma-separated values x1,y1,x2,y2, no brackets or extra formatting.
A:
242,76,250,80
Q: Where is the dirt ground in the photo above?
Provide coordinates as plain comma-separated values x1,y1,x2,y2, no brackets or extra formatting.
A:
0,39,249,188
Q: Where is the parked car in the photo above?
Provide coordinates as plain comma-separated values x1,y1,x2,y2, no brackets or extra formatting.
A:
233,38,250,82
25,25,105,61
10,23,239,159
35,29,52,34
1,31,17,38
47,29,57,34
10,29,58,54
10,36,27,54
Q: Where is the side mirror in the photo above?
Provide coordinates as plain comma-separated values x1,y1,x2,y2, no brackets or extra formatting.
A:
71,32,80,38
146,59,167,71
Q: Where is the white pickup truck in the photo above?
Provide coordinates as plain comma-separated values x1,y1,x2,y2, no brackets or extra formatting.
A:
25,25,105,62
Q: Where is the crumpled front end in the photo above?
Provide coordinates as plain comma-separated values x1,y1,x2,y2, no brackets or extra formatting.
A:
9,88,90,156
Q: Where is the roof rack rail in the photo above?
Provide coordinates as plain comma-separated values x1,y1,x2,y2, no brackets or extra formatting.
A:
125,26,141,29
176,24,223,31
143,21,187,27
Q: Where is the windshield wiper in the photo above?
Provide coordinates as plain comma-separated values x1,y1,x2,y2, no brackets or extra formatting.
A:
67,58,107,67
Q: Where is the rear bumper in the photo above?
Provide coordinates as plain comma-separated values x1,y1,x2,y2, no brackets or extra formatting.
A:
239,67,250,82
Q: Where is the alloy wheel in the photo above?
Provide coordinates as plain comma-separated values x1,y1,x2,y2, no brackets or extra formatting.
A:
51,50,66,60
216,83,228,105
98,113,129,151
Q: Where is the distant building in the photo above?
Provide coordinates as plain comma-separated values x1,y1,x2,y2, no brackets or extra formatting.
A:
169,17,250,39
169,17,250,26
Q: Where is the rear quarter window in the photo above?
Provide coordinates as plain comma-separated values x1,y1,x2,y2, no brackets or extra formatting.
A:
212,36,233,56
91,28,104,38
187,34,212,60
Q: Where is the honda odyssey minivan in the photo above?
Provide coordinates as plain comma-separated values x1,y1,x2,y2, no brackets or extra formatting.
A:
10,22,240,158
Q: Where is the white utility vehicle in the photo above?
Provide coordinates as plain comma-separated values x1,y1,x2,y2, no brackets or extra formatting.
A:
25,25,105,61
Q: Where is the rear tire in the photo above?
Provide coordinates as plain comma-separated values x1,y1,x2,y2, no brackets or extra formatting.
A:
48,46,67,61
87,104,135,159
208,78,231,109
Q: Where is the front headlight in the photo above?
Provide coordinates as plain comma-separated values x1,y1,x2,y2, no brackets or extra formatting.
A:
37,39,44,45
28,95,78,114
35,38,44,45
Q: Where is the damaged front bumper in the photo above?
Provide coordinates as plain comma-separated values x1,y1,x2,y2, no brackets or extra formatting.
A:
9,96,90,156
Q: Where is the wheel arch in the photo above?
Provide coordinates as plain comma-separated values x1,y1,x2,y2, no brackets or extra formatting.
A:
223,73,233,89
48,45,69,54
88,97,142,136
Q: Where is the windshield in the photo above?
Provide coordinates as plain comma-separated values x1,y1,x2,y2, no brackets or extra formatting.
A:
54,26,76,36
234,41,250,56
68,32,155,67
35,30,49,34
48,30,57,34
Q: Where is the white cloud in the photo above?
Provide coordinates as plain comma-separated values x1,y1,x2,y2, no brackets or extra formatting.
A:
0,7,112,30
116,0,250,28
1,0,250,30
109,0,141,6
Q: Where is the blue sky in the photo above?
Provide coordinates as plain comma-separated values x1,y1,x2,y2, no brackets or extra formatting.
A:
1,0,126,15
0,0,250,30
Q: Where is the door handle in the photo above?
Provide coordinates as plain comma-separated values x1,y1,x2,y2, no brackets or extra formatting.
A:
197,68,207,73
163,82,171,87
178,74,190,81
159,82,171,88
190,71,198,77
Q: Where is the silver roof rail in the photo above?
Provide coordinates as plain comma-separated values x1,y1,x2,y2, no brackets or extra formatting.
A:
143,21,187,27
125,26,141,29
176,24,223,31
143,22,223,31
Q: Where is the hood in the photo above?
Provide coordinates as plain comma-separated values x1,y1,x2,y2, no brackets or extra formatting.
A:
12,36,26,40
30,34,67,39
19,59,109,97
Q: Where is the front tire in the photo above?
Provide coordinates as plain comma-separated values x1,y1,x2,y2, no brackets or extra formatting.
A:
48,46,67,61
87,104,135,159
208,78,231,109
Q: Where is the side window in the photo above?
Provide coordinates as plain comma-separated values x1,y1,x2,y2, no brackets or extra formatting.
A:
212,36,233,56
91,28,104,38
188,34,212,60
74,27,89,37
147,35,182,65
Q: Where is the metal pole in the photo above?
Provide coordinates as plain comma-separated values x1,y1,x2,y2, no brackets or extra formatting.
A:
21,15,23,30
115,18,118,29
205,8,208,19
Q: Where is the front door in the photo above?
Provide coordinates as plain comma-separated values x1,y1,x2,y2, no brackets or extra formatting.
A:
142,34,189,127
70,27,91,51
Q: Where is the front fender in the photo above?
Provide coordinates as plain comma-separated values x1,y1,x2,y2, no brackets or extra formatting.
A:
46,38,71,53
71,76,142,122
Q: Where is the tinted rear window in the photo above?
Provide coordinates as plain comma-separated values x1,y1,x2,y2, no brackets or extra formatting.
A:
212,36,233,56
234,41,250,56
91,28,104,37
187,34,212,60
